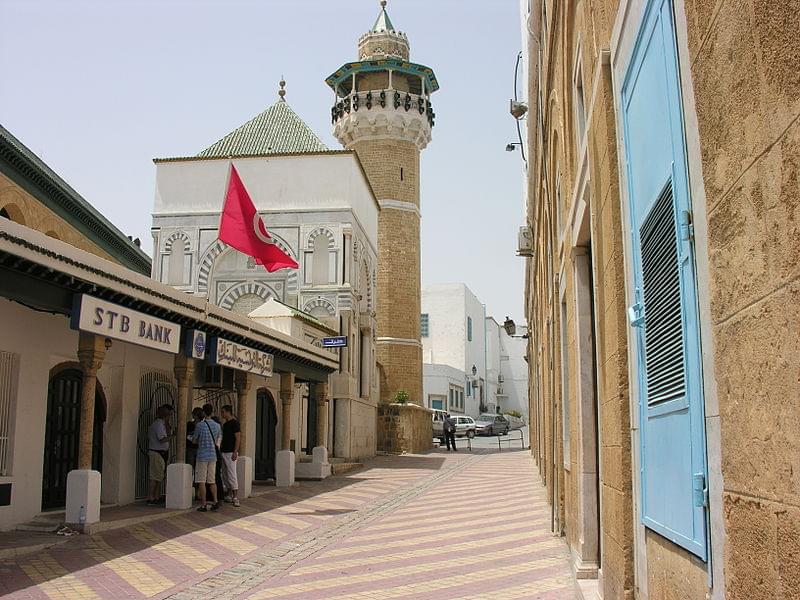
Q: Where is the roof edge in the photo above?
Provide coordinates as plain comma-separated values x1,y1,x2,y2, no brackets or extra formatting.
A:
154,149,353,163
0,124,151,275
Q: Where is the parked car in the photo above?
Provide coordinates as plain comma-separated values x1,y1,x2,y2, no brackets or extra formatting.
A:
432,409,446,439
433,412,476,444
450,415,476,439
475,413,510,436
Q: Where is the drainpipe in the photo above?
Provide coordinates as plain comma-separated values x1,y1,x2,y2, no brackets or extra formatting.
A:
483,304,489,414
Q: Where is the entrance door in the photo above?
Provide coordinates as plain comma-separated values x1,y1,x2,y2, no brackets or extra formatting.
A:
136,371,176,499
305,391,317,455
254,388,278,480
42,369,104,510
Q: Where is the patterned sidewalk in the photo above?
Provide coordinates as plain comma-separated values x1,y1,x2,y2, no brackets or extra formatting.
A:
0,450,574,600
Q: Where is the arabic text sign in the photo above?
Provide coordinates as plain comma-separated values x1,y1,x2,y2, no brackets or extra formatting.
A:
208,337,273,377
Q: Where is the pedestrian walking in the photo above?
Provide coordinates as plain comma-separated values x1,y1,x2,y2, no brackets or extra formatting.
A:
147,404,174,504
220,404,241,507
443,413,457,452
192,403,222,512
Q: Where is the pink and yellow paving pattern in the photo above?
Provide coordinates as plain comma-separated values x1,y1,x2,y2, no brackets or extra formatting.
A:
0,451,575,600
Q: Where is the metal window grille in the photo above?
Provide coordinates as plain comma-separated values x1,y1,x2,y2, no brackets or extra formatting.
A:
420,313,429,337
0,351,19,476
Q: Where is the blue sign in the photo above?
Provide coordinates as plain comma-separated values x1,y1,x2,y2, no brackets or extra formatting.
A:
185,329,206,359
322,336,348,348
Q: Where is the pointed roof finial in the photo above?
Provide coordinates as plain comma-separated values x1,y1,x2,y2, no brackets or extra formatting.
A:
372,0,394,32
278,77,286,101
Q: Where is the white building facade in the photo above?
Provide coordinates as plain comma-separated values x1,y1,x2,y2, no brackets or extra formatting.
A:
421,284,528,420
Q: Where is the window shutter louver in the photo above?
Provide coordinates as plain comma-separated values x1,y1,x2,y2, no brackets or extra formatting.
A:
640,183,686,406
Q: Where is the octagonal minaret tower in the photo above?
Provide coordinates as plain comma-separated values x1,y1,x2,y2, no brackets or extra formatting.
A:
327,1,438,408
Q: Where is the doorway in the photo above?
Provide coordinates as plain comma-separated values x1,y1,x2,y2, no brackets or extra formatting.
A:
255,388,278,480
304,390,317,455
136,371,177,499
42,368,105,510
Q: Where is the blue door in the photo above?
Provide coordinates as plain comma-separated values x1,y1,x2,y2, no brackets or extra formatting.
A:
621,0,708,559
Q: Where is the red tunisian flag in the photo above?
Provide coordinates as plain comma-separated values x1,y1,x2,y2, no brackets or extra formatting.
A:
218,164,299,272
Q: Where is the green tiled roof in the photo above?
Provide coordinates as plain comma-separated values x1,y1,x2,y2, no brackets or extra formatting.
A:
198,100,329,158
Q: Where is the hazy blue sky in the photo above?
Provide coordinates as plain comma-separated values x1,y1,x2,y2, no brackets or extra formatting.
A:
0,0,527,323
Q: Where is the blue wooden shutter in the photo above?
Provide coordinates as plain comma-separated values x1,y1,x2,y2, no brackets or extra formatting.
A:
621,0,708,559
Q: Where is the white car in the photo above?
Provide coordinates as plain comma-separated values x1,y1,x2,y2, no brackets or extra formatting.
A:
449,415,476,439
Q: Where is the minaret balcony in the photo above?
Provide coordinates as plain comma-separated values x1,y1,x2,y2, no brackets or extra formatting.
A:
330,89,434,150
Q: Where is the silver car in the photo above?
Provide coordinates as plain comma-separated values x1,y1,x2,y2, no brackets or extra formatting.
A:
475,413,510,436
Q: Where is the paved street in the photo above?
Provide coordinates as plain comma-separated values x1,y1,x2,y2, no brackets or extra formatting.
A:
0,448,573,600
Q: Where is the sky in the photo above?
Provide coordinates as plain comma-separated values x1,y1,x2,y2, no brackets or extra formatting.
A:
0,0,527,324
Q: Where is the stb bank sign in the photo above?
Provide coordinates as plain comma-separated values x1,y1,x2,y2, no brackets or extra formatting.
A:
71,294,181,354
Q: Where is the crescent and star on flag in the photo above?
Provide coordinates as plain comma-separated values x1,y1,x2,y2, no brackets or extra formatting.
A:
217,163,300,273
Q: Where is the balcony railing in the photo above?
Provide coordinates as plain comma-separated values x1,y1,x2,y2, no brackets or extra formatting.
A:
331,89,435,128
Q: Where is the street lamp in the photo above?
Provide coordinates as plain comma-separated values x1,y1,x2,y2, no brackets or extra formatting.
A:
506,142,522,152
503,317,529,339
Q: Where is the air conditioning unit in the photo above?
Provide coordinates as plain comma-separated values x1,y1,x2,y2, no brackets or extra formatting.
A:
517,226,534,257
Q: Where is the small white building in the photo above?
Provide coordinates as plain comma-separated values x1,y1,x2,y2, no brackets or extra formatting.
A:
421,284,528,420
422,364,466,414
486,318,529,419
421,283,488,418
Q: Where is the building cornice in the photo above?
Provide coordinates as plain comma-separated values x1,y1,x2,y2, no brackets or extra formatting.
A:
0,126,151,275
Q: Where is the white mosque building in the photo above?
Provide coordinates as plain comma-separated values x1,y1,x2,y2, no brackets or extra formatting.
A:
150,82,380,461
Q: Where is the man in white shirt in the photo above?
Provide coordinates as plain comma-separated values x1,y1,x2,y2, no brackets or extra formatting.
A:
147,404,174,505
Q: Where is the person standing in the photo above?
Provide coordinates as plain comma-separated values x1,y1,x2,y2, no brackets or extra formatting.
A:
147,404,174,505
220,404,241,507
443,413,457,452
192,403,222,512
187,407,204,500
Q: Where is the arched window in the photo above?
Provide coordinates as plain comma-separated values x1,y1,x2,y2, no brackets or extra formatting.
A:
0,204,26,226
168,237,187,285
312,234,330,285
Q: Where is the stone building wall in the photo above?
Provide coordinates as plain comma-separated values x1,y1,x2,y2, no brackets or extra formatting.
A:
525,0,638,596
352,139,424,405
524,0,799,599
685,1,800,598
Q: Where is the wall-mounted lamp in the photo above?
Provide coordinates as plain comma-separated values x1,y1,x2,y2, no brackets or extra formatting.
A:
503,317,529,339
509,100,529,119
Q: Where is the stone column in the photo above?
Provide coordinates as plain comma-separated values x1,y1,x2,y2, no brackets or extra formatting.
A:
314,382,329,451
235,371,252,455
277,372,296,487
343,228,353,285
167,354,195,510
68,332,108,531
234,370,253,498
77,333,107,470
173,354,195,463
280,372,295,451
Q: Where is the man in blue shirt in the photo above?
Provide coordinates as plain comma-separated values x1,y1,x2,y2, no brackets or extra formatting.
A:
192,403,222,511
